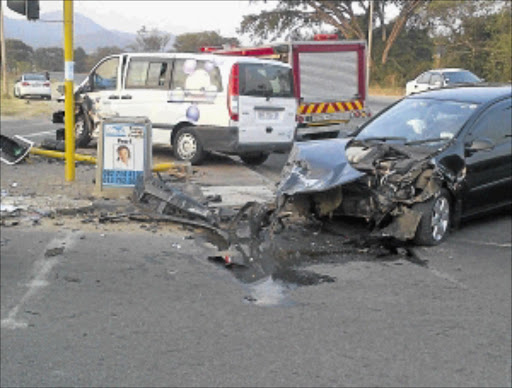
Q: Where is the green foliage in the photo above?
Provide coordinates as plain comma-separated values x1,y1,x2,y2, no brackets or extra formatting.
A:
426,1,511,82
33,47,62,71
371,26,433,87
74,47,88,73
5,39,33,72
173,31,240,53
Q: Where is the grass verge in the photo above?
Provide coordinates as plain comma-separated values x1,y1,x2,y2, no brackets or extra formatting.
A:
1,73,61,118
368,85,405,97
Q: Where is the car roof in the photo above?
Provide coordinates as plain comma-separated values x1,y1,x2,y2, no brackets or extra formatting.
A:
435,68,467,72
120,52,292,67
407,85,511,103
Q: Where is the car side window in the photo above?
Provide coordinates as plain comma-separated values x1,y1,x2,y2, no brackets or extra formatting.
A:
430,74,443,85
466,99,512,146
416,72,431,84
126,59,170,89
170,59,222,92
92,57,119,91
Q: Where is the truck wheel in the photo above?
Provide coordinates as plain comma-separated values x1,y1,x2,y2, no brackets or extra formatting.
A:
75,113,92,148
173,127,204,165
413,189,451,246
240,153,269,166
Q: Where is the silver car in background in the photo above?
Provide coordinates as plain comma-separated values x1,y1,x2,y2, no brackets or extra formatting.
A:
405,68,483,96
13,73,52,100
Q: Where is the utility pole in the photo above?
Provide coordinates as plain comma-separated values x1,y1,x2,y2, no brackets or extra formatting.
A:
63,0,75,181
367,0,374,88
1,2,8,97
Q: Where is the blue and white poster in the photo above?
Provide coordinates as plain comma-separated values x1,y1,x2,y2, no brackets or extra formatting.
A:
102,123,145,187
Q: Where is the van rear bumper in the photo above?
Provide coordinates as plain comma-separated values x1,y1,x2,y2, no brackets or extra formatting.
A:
195,125,292,154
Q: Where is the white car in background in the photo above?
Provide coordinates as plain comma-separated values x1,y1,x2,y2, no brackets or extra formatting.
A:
13,73,52,100
405,68,483,95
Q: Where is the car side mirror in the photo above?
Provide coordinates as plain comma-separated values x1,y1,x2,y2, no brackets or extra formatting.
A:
465,137,494,156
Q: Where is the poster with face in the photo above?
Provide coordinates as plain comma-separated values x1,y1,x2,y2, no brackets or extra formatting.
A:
102,123,146,187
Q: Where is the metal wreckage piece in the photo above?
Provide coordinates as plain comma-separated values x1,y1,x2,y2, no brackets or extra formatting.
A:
133,175,220,228
276,138,466,241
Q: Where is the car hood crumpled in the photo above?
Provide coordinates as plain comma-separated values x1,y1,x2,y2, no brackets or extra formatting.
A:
276,138,365,196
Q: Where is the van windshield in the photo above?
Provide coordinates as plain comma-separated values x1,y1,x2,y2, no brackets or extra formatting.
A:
239,63,294,98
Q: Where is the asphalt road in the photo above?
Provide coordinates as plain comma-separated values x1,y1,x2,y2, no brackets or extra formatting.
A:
2,95,510,387
1,212,510,387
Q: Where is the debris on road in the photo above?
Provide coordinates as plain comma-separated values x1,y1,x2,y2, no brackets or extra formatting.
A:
134,175,219,226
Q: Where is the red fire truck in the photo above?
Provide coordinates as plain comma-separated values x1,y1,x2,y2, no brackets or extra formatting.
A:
205,34,371,140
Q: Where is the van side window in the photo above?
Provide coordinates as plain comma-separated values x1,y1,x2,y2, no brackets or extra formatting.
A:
170,59,222,93
126,60,170,89
92,57,119,91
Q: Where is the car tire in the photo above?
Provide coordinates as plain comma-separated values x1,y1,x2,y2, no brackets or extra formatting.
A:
240,153,269,166
172,127,204,165
75,113,92,148
413,188,451,246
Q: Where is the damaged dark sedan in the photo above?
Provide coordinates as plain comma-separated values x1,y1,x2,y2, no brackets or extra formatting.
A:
277,86,512,245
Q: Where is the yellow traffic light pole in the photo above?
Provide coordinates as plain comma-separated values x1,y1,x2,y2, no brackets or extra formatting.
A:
63,0,75,181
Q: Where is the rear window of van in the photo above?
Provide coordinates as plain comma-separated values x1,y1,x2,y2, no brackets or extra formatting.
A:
239,64,294,98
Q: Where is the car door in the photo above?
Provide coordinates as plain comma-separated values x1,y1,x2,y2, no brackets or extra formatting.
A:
86,55,122,117
462,98,512,216
237,62,296,145
415,72,431,93
429,73,443,90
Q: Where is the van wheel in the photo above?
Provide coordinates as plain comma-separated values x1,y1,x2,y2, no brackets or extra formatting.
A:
173,127,204,165
75,113,92,148
240,153,269,166
413,189,451,246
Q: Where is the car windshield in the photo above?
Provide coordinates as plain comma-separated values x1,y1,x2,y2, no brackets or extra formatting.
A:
355,98,480,145
24,74,47,81
239,63,294,98
445,71,481,84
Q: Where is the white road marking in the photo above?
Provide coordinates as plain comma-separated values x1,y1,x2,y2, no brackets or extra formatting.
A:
450,238,511,248
1,231,81,330
427,267,468,290
21,130,57,138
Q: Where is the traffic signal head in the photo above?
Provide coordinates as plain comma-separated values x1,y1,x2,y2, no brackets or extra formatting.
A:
0,135,34,165
6,0,39,21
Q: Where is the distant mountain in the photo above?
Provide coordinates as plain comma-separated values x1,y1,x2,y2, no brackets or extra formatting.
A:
4,11,174,52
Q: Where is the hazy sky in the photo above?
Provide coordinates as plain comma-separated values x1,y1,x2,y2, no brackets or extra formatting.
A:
3,0,276,42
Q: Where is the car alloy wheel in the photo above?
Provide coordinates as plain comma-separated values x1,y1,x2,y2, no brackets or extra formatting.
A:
431,196,450,242
413,188,451,246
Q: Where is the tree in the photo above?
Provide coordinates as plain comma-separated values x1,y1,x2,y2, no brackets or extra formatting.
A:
238,1,428,64
173,31,239,53
128,26,171,52
34,47,63,72
5,39,33,72
74,47,88,73
419,0,511,82
85,46,123,70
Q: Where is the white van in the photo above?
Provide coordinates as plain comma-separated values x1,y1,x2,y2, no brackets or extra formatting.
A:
55,53,297,165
